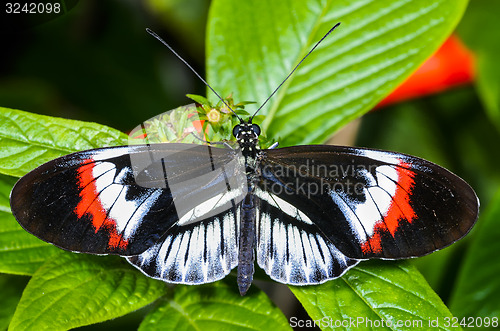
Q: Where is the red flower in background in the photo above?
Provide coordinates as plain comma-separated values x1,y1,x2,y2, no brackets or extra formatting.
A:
378,35,475,108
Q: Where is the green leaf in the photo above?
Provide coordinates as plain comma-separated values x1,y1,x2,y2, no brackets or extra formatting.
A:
139,280,291,331
0,209,60,276
144,0,209,56
0,107,128,177
0,274,27,330
457,0,500,132
186,93,210,105
449,189,500,318
0,174,59,275
9,253,165,331
0,174,17,213
291,261,458,330
207,0,468,146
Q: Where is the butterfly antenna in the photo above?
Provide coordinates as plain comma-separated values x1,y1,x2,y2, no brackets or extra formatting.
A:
250,22,341,121
146,28,243,122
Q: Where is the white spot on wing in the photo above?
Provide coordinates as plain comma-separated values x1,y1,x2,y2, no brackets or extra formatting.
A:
256,205,359,285
92,148,132,161
126,207,240,285
92,166,116,195
177,189,242,226
91,162,115,178
124,190,162,238
254,188,313,225
328,164,399,241
376,165,398,197
102,185,138,231
356,149,400,165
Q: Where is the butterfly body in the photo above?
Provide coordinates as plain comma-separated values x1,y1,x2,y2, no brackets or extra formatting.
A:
238,192,257,295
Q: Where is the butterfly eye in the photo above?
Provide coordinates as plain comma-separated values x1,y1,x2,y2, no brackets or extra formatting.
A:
251,124,261,136
232,124,242,137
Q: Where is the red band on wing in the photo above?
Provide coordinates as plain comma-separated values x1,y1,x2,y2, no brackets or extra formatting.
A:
383,162,417,235
75,159,129,250
361,161,416,254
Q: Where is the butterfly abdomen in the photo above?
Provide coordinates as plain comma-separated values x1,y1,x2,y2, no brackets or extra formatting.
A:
237,193,257,295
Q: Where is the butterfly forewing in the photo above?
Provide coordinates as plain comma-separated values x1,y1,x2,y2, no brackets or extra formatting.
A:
10,143,246,256
258,145,479,260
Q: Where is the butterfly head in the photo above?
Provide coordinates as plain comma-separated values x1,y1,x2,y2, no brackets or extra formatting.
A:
233,121,261,151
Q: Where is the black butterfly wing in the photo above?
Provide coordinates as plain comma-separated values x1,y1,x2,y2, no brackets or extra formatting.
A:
127,203,240,284
257,145,478,263
254,187,360,284
10,143,246,256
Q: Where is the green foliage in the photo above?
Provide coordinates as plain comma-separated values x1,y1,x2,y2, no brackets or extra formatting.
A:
0,274,27,330
291,262,456,330
128,104,204,144
9,253,165,330
207,0,467,146
3,0,499,330
0,107,128,177
0,204,60,276
144,0,210,54
449,190,500,318
138,281,290,330
0,174,17,213
187,93,250,142
457,0,500,132
0,174,60,275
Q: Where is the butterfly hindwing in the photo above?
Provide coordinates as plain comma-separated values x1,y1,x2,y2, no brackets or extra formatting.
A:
260,145,479,260
254,187,359,284
128,203,240,284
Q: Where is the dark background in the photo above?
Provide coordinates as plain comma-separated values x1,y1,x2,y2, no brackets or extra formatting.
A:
0,0,209,132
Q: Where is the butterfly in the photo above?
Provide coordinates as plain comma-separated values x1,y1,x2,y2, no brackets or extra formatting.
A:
9,24,479,295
